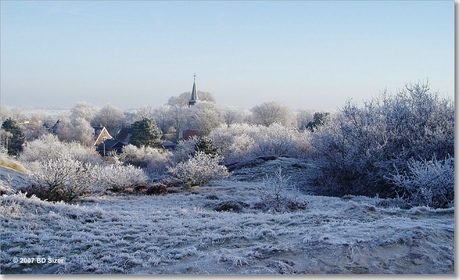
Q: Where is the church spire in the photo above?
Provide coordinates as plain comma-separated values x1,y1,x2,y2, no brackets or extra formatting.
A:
189,73,197,107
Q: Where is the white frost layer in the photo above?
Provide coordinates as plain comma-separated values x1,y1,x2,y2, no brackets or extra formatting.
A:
1,179,454,274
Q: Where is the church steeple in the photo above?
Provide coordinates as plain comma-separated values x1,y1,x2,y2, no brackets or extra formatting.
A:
188,73,197,107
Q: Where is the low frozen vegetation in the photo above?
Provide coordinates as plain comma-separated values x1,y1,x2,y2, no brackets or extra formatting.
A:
167,152,229,187
24,156,148,203
209,123,313,164
388,156,454,209
310,82,454,203
0,158,454,274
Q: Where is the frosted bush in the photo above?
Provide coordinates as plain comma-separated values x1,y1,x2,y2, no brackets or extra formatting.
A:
119,144,144,163
172,137,199,163
311,82,454,198
250,101,296,127
209,123,313,164
311,106,386,196
119,144,173,177
28,155,103,202
255,167,308,213
227,133,256,163
251,124,311,159
167,151,229,187
144,149,173,176
388,156,454,208
28,154,148,200
209,124,257,163
100,160,148,192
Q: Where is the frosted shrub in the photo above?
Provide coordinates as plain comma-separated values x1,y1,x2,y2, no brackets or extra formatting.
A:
172,137,198,163
28,155,103,202
251,124,311,159
29,155,149,200
209,123,312,165
389,156,454,208
311,106,387,196
255,167,307,213
251,124,294,157
228,133,256,162
100,160,148,192
119,144,144,163
119,144,173,177
312,82,454,198
209,124,257,164
143,149,173,177
167,151,229,187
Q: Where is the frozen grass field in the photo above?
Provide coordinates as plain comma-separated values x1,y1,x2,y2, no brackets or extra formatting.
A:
0,159,454,274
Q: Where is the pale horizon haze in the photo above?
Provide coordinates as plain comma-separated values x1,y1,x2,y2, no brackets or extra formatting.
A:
0,1,454,112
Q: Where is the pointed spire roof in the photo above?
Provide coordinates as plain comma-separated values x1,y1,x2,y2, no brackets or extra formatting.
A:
189,73,197,107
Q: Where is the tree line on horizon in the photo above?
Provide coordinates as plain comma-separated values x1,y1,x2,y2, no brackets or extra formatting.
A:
0,81,454,209
0,90,325,150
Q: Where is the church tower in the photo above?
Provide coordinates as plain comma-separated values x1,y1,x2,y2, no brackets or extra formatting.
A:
188,74,197,107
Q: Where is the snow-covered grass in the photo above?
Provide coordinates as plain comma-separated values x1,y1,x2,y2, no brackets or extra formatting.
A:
1,162,454,274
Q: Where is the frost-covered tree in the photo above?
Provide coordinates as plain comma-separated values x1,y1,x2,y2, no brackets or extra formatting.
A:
221,106,251,126
28,155,149,201
250,101,295,127
0,107,25,124
195,136,218,156
53,117,94,146
54,117,74,142
208,124,258,163
255,167,308,213
305,112,330,132
251,124,312,159
169,105,188,140
22,120,46,142
132,106,155,122
1,118,25,156
152,105,174,135
296,109,314,131
91,104,126,135
70,102,100,122
188,101,224,136
172,137,199,164
72,117,96,146
130,118,163,148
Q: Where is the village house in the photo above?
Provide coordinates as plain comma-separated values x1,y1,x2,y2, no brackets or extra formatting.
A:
94,126,131,156
92,74,202,154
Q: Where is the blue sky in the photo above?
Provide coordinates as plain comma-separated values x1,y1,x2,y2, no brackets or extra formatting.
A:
0,1,454,111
